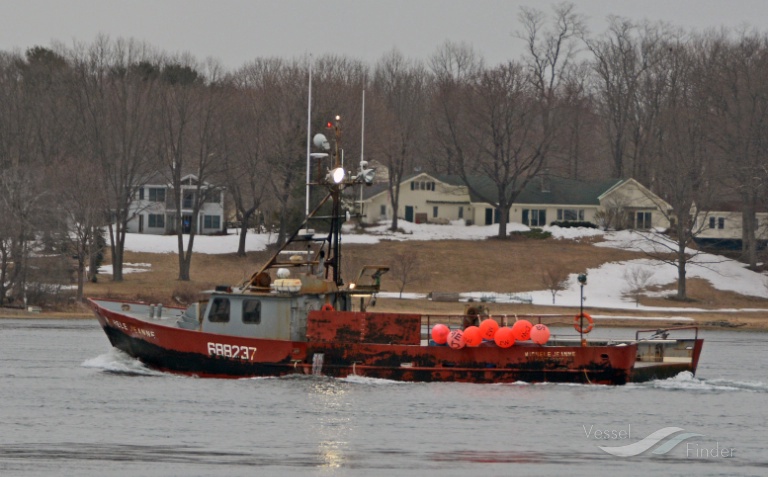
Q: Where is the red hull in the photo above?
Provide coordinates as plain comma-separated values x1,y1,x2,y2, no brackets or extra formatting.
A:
87,299,663,385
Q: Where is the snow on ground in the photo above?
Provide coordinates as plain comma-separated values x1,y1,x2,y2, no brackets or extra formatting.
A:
120,223,768,312
98,262,152,275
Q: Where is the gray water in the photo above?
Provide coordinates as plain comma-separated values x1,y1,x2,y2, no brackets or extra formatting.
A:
0,319,766,477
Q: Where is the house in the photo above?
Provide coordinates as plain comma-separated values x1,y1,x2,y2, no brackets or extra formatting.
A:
126,173,225,235
360,173,670,230
693,201,768,250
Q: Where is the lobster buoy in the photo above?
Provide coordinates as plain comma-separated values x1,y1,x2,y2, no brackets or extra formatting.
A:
573,313,594,333
431,324,450,345
530,324,551,345
321,303,335,312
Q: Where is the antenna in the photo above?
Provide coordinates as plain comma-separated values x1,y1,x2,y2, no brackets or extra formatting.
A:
305,54,313,221
359,89,365,218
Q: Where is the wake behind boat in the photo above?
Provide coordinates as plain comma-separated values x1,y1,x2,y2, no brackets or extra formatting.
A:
88,117,703,385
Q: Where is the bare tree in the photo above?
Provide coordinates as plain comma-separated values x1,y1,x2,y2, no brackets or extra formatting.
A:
585,18,671,180
0,168,47,305
431,43,550,237
240,57,309,248
637,36,719,300
389,250,424,298
157,58,227,280
622,266,654,306
51,157,107,301
370,49,429,231
704,30,768,269
540,266,569,304
219,77,270,255
70,37,161,282
594,195,631,230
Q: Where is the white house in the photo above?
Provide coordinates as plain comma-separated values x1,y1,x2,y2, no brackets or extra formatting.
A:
360,173,671,230
693,201,768,250
126,174,225,235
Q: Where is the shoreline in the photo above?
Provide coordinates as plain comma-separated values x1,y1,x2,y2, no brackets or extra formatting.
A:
3,304,766,332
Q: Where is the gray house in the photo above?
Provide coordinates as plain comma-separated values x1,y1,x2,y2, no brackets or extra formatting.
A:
126,173,225,235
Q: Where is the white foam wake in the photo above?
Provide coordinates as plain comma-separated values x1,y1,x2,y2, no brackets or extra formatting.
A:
81,348,165,376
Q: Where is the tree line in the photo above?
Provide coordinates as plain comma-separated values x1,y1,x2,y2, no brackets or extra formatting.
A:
1,4,767,306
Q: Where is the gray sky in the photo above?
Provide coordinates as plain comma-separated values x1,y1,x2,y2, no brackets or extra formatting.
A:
2,0,768,70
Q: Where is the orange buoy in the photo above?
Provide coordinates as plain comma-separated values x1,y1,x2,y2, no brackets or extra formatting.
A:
573,313,594,333
494,327,515,348
479,318,499,340
530,323,551,344
447,329,466,349
431,324,450,344
463,326,482,347
511,319,533,341
321,303,334,312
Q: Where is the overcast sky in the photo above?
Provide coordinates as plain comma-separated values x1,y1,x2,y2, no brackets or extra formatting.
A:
2,0,768,71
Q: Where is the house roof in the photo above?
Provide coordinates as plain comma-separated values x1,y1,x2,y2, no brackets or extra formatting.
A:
361,171,626,207
442,174,623,206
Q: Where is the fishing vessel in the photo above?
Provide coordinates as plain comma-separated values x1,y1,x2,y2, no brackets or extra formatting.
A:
88,118,703,385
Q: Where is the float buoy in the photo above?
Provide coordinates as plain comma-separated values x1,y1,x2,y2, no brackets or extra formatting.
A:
573,313,594,333
321,303,335,312
431,324,450,344
530,324,551,344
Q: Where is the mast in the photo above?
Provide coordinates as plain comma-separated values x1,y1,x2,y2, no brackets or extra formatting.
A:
305,55,313,221
243,113,377,292
329,115,344,286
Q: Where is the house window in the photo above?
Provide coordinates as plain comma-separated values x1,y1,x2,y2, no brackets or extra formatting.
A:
242,299,261,324
148,188,165,202
204,215,221,229
183,191,195,209
204,190,220,203
148,214,164,228
523,209,547,226
410,181,435,191
557,209,585,221
709,217,716,229
208,297,230,323
636,212,652,229
458,207,463,219
433,206,438,218
718,217,725,229
138,187,144,200
380,205,386,216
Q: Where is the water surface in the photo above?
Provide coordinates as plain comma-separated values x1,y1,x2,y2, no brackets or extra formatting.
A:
0,320,765,476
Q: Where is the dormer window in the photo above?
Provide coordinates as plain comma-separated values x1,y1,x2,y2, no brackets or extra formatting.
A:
410,181,435,191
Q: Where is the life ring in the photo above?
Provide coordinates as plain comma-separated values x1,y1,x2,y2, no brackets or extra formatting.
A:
321,304,335,312
573,313,594,333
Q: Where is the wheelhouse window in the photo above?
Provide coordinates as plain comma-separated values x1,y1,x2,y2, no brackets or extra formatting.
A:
208,297,230,323
242,299,261,324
